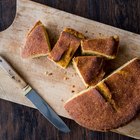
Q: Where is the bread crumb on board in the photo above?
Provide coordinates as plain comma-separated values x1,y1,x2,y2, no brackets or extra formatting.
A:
63,76,69,80
72,85,75,88
45,71,53,76
71,90,75,93
45,71,49,75
48,73,53,76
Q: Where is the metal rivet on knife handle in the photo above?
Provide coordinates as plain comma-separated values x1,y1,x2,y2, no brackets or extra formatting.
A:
0,56,28,89
23,85,32,96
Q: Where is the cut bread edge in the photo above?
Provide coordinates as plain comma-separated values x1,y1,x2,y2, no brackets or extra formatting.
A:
21,20,51,59
81,36,119,59
72,57,89,87
64,57,139,105
49,28,85,69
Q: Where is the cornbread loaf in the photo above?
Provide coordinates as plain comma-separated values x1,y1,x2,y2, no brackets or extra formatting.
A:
21,21,51,58
81,36,119,59
64,58,140,131
73,56,105,87
49,28,85,69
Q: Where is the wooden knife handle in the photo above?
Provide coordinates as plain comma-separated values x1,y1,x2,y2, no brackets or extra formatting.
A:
0,56,28,89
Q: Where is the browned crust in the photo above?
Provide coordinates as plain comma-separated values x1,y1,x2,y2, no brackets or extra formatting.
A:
64,28,85,39
73,56,105,87
27,21,42,36
49,28,85,68
49,31,80,62
64,58,140,131
104,58,140,114
64,88,117,131
81,36,119,59
21,21,51,58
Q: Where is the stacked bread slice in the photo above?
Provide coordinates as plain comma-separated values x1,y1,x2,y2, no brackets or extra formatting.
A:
49,28,85,68
73,35,119,87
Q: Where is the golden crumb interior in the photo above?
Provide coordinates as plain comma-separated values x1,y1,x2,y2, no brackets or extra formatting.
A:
65,57,138,103
64,57,140,131
95,82,117,111
49,28,85,68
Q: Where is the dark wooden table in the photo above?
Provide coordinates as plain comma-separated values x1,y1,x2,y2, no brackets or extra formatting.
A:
0,0,140,140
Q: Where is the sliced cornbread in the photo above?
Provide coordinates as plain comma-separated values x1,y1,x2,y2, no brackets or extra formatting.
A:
64,58,140,131
49,28,85,69
81,36,119,59
21,21,51,58
73,56,105,87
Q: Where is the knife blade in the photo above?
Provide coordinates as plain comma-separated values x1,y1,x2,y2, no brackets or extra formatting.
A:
0,56,70,133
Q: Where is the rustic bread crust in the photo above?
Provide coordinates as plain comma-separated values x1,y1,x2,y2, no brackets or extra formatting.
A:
21,21,51,58
81,36,119,59
49,28,85,69
73,56,105,87
64,58,140,131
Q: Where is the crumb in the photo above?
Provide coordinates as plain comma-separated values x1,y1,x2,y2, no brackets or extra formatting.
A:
63,77,69,80
64,71,67,74
75,73,78,76
85,31,88,33
48,73,53,76
61,99,64,102
92,33,94,35
71,90,75,93
11,76,15,79
45,71,49,75
72,85,75,88
113,35,119,41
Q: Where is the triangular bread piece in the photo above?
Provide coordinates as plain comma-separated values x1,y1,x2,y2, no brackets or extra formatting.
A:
64,58,140,131
21,21,51,58
49,28,85,69
73,56,105,87
81,36,119,59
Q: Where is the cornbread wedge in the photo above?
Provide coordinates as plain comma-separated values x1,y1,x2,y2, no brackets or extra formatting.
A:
21,21,51,58
81,36,119,59
73,56,105,87
49,28,85,69
64,58,140,131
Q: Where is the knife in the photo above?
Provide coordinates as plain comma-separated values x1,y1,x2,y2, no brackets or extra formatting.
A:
0,56,70,133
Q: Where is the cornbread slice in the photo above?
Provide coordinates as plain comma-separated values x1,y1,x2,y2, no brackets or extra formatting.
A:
73,56,105,87
21,21,51,58
49,28,85,69
81,36,119,59
64,58,140,131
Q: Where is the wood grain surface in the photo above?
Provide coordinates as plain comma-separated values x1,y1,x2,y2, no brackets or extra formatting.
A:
0,0,140,140
0,99,135,140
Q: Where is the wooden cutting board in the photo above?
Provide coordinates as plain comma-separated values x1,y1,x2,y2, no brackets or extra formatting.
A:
0,0,140,139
